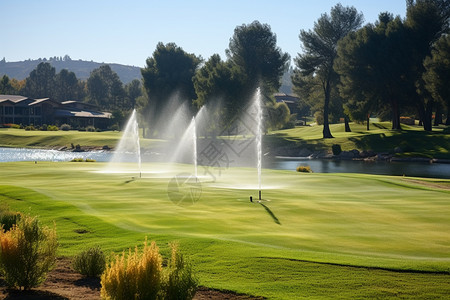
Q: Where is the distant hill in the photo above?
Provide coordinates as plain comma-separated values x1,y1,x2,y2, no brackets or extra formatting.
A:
0,57,142,84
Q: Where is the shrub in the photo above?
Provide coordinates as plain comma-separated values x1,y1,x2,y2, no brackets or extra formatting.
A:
70,158,84,162
162,243,197,300
332,144,342,156
296,165,313,173
0,211,22,232
101,238,162,300
73,246,106,277
0,215,58,290
40,124,48,131
86,126,96,132
47,125,59,131
25,125,36,131
4,123,21,129
85,158,96,162
60,123,71,131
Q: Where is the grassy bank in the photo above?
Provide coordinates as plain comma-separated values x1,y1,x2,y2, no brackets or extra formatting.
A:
268,122,450,159
1,162,449,298
1,121,449,159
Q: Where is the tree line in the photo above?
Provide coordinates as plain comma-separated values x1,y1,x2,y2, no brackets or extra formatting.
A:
1,0,449,137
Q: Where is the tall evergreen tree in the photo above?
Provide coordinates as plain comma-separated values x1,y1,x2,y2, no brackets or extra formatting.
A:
293,4,363,138
24,62,56,99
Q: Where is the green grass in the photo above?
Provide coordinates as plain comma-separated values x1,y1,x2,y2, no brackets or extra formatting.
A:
1,162,449,299
268,121,450,159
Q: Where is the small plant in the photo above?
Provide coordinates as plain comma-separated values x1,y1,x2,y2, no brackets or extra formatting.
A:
60,123,71,131
0,215,58,290
332,144,342,156
25,125,36,131
296,165,313,173
86,126,96,132
85,158,96,162
73,246,106,277
70,158,84,162
162,243,198,300
101,238,162,300
47,125,58,131
40,124,48,131
0,210,22,232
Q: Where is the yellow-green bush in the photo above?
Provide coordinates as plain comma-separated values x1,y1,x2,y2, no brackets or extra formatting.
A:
73,246,106,277
296,165,313,173
0,215,58,290
101,238,162,300
101,239,197,300
162,243,197,300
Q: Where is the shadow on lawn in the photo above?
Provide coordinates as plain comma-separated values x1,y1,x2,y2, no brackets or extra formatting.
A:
259,203,281,225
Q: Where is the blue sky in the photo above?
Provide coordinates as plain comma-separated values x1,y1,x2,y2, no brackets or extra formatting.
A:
1,0,406,67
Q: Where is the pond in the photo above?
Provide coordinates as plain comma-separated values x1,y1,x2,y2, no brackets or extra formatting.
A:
0,147,449,179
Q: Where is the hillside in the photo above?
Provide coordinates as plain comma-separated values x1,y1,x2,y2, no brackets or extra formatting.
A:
0,57,142,84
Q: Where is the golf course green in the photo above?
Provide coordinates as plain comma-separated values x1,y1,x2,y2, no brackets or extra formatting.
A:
1,161,449,299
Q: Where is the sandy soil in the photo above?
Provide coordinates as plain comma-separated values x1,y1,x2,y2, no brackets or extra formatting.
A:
0,258,264,300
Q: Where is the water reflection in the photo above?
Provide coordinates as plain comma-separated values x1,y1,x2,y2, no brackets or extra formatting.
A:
0,147,449,179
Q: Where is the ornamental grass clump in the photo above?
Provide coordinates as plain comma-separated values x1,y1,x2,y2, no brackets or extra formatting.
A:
0,215,58,290
73,246,106,277
101,238,162,300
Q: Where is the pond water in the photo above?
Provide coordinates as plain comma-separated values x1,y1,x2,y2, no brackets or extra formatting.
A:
1,147,449,179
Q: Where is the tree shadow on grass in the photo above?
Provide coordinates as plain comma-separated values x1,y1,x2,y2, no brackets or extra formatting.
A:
259,202,281,225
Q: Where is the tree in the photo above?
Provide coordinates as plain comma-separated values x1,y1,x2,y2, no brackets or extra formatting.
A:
24,62,56,99
335,13,411,130
293,4,363,138
86,65,125,111
0,75,15,94
193,54,246,133
226,21,290,96
405,0,450,131
54,69,79,101
141,42,201,135
423,34,450,125
125,79,142,110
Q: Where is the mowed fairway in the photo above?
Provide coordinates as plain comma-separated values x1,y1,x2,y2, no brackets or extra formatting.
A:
1,161,450,299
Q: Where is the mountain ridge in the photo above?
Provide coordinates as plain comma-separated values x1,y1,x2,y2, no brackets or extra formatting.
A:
0,57,142,84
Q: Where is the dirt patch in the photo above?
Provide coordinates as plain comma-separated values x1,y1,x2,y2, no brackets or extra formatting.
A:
0,258,263,300
401,178,450,190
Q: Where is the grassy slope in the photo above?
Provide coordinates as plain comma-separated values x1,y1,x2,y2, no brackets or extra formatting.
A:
1,122,449,159
1,162,449,299
268,122,450,159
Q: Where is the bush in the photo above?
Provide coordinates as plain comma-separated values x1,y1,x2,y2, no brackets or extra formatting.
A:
60,124,71,131
40,124,48,131
0,215,58,290
47,125,58,131
86,126,96,132
332,144,342,156
162,243,197,300
0,210,22,232
101,238,162,300
4,123,21,129
296,165,313,173
85,158,96,162
25,125,36,131
70,158,84,162
73,246,106,277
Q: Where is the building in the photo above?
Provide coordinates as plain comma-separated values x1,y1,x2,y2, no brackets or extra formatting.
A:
0,95,111,129
274,93,300,117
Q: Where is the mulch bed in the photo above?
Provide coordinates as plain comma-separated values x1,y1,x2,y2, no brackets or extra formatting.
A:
0,258,264,300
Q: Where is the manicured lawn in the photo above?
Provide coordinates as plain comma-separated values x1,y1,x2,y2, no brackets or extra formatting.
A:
1,161,449,299
268,122,450,159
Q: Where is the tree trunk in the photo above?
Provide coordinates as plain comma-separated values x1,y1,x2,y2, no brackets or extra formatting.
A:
434,104,442,126
322,81,334,138
446,104,450,125
391,100,401,130
344,116,351,132
423,100,433,132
